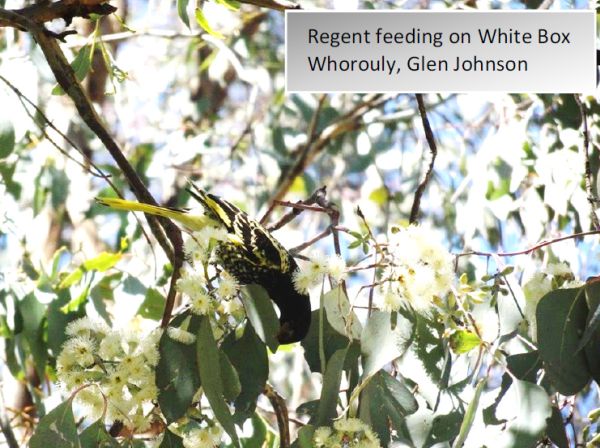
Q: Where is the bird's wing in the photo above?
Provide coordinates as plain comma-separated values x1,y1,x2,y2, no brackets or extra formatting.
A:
187,183,290,273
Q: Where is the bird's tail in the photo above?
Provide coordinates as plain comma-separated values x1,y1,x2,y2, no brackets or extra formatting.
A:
96,197,216,231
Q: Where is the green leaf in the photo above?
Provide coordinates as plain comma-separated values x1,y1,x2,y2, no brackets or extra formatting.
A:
537,287,591,395
0,160,21,198
52,45,92,95
159,430,184,448
240,285,279,352
29,400,79,448
33,167,48,216
294,425,316,448
369,186,388,205
0,111,15,159
156,312,201,422
79,420,119,448
495,379,552,447
219,351,241,401
17,293,47,380
60,280,90,314
195,8,224,38
123,275,147,295
177,0,191,28
427,411,463,446
82,251,122,272
453,378,486,448
313,347,347,426
361,311,412,378
222,324,269,424
196,315,239,446
137,288,165,320
301,308,351,374
47,290,85,356
359,370,418,446
50,165,70,209
90,272,122,324
448,329,481,354
402,409,436,448
239,413,278,448
58,268,83,289
322,286,362,340
483,351,541,427
50,247,67,281
582,282,600,384
215,0,240,10
507,351,542,382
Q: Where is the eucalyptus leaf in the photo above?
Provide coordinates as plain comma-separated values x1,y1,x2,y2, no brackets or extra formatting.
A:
197,315,239,446
0,111,15,158
313,347,347,426
240,284,279,352
156,312,201,422
361,311,412,378
17,293,47,380
322,286,361,340
80,420,119,448
29,400,79,448
537,288,590,395
221,324,268,424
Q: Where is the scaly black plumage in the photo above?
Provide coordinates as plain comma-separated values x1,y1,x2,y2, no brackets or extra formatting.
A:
186,184,311,344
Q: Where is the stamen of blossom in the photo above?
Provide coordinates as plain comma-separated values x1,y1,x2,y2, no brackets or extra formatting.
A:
379,224,454,313
216,271,239,300
292,268,313,294
176,272,207,298
190,291,212,315
325,254,347,283
167,327,196,345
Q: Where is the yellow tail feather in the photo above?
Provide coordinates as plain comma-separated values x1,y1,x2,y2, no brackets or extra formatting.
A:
96,197,216,231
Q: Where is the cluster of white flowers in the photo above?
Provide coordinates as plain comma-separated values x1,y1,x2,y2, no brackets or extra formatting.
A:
181,425,224,448
292,250,347,294
56,317,161,432
313,418,381,448
183,227,230,265
379,224,454,313
175,229,245,339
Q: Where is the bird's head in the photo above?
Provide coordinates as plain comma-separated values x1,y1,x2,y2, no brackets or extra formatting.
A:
276,291,312,344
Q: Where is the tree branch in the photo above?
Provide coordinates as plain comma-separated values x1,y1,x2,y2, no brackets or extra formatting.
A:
237,0,301,11
21,19,183,328
409,93,438,224
457,229,600,258
573,94,600,230
0,1,116,29
263,384,290,448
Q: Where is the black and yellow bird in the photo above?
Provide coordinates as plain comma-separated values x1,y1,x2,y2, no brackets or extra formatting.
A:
96,184,311,344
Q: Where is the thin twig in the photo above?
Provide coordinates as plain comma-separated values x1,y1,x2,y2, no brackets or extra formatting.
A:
0,388,19,448
290,227,332,254
267,186,328,232
410,94,438,224
238,0,301,10
263,384,290,448
573,94,600,230
356,207,380,316
457,229,600,258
